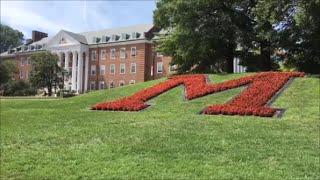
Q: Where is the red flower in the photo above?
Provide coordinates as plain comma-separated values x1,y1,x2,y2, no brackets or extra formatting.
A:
91,72,304,117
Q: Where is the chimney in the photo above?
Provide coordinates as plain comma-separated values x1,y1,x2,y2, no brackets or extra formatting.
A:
32,30,48,42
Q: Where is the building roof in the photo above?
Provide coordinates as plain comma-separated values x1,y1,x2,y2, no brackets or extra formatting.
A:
1,24,155,57
80,24,153,44
62,30,87,44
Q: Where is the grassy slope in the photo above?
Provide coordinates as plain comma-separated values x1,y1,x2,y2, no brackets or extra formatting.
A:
0,74,319,179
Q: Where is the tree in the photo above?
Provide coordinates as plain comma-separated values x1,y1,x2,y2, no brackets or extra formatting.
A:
154,0,248,73
0,60,17,85
2,80,36,96
154,0,319,74
0,24,24,53
29,51,62,96
279,0,320,74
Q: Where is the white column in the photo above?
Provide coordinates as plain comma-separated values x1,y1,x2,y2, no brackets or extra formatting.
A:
65,52,69,70
84,52,89,91
57,53,62,67
77,52,83,93
71,51,77,91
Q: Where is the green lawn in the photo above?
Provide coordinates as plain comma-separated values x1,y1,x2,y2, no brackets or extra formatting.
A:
1,74,319,179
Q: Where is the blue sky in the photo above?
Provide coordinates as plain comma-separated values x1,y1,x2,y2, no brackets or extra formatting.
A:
1,0,156,39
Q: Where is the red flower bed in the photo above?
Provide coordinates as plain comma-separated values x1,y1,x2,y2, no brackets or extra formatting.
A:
91,72,304,117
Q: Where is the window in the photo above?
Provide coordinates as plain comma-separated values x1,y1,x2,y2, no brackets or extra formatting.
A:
90,81,95,90
156,52,163,57
91,51,97,61
120,63,125,74
131,47,136,57
119,81,125,87
157,62,163,73
120,48,126,59
91,65,96,76
100,49,106,60
99,81,105,89
110,64,115,74
100,65,105,75
110,48,115,59
27,57,31,65
109,81,115,88
130,63,136,73
19,70,24,79
129,80,135,85
169,65,177,72
20,58,25,66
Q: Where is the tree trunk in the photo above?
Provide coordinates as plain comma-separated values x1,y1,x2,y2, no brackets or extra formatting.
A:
226,54,234,73
260,40,272,71
225,42,235,73
48,85,52,96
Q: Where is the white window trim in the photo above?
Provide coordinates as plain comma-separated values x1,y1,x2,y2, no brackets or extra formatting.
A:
20,59,25,66
19,70,24,79
120,63,126,74
131,47,136,57
90,81,96,90
110,64,115,74
119,80,125,87
100,65,105,75
120,48,126,59
130,63,136,74
110,48,116,59
109,81,115,89
99,81,105,89
91,50,97,61
157,62,163,74
156,52,163,57
129,80,135,85
91,65,96,76
100,50,106,60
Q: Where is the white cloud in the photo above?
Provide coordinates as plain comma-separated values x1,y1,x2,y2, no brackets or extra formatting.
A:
1,1,73,37
0,1,155,38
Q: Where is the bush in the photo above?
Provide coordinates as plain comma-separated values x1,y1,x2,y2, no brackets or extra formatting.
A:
2,80,37,96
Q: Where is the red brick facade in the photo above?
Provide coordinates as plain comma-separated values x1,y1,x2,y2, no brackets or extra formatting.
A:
2,42,173,91
87,42,172,90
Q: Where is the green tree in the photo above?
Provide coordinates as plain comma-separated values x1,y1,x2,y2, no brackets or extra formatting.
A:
279,0,320,74
0,60,17,85
29,51,62,96
0,24,24,53
154,0,250,73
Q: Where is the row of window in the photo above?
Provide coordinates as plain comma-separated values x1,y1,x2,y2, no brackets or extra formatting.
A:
90,62,164,76
90,80,136,90
91,47,137,61
90,63,137,76
91,48,164,61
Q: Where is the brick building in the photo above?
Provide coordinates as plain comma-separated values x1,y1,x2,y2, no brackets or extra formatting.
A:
0,24,173,93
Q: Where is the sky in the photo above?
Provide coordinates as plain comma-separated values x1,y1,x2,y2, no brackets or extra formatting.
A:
1,0,156,39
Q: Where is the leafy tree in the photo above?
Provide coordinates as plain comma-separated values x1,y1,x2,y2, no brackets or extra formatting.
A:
154,0,248,73
0,60,17,85
2,80,36,96
154,0,319,74
29,51,62,96
279,0,320,74
0,24,24,53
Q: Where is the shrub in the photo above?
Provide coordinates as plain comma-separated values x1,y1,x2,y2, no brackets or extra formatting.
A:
2,80,37,96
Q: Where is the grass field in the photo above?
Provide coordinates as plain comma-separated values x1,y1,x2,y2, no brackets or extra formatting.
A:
1,73,319,179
